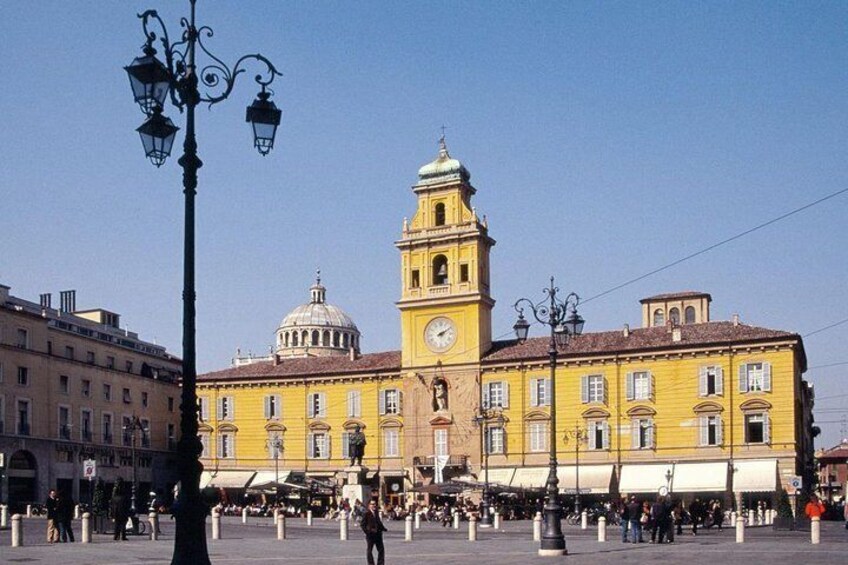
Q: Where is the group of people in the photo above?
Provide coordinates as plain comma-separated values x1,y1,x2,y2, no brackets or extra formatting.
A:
617,495,727,544
44,489,76,543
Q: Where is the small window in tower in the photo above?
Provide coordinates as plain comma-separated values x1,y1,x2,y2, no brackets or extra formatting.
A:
434,203,446,226
333,332,340,347
653,309,665,327
432,255,449,286
685,306,696,324
669,308,680,325
460,264,469,283
322,330,330,346
292,332,298,346
311,330,319,346
411,269,420,288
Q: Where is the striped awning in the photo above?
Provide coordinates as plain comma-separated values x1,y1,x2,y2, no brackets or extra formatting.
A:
511,467,549,489
556,465,615,494
485,468,516,486
733,459,778,493
200,470,256,489
247,470,293,489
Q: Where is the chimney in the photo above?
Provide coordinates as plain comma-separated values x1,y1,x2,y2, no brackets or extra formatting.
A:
622,324,630,338
732,313,740,327
0,284,10,304
672,327,682,342
59,290,76,313
40,293,52,309
349,346,356,361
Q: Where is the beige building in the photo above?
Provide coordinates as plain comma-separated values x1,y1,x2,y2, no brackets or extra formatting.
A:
0,283,181,510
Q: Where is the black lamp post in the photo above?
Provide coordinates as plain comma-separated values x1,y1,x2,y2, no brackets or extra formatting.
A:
123,2,282,563
267,436,283,505
123,415,148,535
514,277,583,556
563,425,588,514
473,407,504,528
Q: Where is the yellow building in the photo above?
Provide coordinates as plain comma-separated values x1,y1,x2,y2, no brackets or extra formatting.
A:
197,139,814,508
0,284,182,509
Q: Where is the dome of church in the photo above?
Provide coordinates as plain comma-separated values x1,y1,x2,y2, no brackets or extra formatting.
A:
417,136,470,184
275,272,361,358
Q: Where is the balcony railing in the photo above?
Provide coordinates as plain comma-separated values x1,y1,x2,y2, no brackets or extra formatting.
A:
17,423,30,436
103,433,113,445
82,430,93,442
59,425,71,440
413,455,468,468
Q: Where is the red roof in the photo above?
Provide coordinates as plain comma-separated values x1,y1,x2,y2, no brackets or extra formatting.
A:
640,291,712,303
198,350,402,382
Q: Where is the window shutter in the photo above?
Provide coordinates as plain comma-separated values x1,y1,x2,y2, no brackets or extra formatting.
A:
341,432,350,460
716,416,723,445
228,396,235,420
602,421,610,450
530,379,538,407
326,434,332,459
231,434,236,459
699,416,707,446
216,434,223,458
347,391,353,417
545,378,552,406
307,433,314,458
649,372,655,400
216,398,223,421
715,367,724,396
581,376,589,404
200,398,209,421
603,377,608,405
483,384,491,409
502,382,510,408
763,413,770,444
698,367,707,397
307,395,315,419
319,393,326,418
264,396,271,419
625,372,634,401
647,421,655,448
398,390,403,413
631,420,639,449
378,390,386,415
738,365,748,393
763,363,772,392
275,395,282,419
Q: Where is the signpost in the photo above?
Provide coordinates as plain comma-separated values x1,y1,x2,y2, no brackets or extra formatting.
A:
83,459,97,511
788,476,803,494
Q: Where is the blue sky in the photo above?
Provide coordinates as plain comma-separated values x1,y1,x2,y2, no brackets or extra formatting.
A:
2,1,846,447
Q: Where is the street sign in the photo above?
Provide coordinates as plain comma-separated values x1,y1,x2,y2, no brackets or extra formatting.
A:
83,459,97,479
788,476,803,492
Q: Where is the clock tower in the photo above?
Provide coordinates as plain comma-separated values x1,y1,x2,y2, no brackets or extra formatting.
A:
396,138,495,369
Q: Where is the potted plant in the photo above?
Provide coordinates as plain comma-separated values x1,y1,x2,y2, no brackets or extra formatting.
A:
772,488,794,530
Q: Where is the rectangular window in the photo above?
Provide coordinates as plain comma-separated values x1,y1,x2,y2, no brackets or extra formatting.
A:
102,413,113,444
17,399,31,435
631,418,654,449
81,379,91,398
60,374,70,394
200,433,210,458
122,388,131,404
167,424,177,450
341,431,351,460
218,433,234,458
434,429,449,457
626,371,651,401
103,383,112,401
529,422,548,452
745,413,769,444
309,432,328,459
411,269,420,289
17,366,29,386
198,397,209,421
380,389,401,415
81,409,92,442
483,381,509,409
459,264,469,283
530,378,551,407
264,394,281,420
125,361,133,373
16,328,28,348
485,426,504,455
86,351,95,365
218,396,234,421
142,392,149,407
59,406,71,439
582,375,605,404
65,346,74,360
699,366,724,396
106,356,115,370
384,429,399,457
740,363,771,393
122,416,133,446
588,421,610,450
347,390,361,418
47,341,52,355
141,419,151,447
700,415,722,446
307,392,326,418
168,396,174,412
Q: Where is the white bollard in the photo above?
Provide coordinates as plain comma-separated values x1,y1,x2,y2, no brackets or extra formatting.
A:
468,515,478,541
494,511,501,530
149,512,159,541
736,516,745,543
82,512,92,543
811,516,820,544
533,512,542,541
730,511,737,525
758,509,764,526
26,504,32,518
340,514,349,541
212,510,221,540
274,509,280,525
277,514,286,540
405,515,413,541
598,516,607,542
581,510,588,530
306,510,313,526
414,512,421,530
453,511,460,530
242,507,248,524
12,514,23,547
75,504,81,520
769,509,776,525
1,505,8,529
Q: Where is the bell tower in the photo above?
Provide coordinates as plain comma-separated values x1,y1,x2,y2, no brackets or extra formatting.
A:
396,137,495,369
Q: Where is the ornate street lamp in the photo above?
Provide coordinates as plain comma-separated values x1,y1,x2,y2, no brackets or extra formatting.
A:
123,415,148,535
563,425,588,513
123,2,282,563
513,277,583,556
266,436,284,505
473,406,504,528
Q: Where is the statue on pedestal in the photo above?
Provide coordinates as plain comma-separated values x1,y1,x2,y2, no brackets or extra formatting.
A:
348,425,366,466
433,378,448,412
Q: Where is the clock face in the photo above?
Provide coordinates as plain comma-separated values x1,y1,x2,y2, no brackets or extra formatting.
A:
424,317,457,352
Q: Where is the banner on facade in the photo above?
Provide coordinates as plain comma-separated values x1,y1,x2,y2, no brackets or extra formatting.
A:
434,455,449,484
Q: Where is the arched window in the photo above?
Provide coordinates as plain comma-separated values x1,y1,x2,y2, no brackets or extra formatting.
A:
653,309,665,327
432,255,449,285
292,332,298,346
343,333,349,349
685,306,696,324
322,330,330,346
333,332,340,347
669,308,680,325
311,330,320,346
301,330,308,345
283,333,288,347
434,203,446,226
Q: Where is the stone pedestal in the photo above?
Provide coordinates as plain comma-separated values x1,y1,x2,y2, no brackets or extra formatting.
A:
342,465,371,504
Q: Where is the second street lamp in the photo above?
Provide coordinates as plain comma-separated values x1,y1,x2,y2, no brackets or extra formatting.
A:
123,415,148,535
473,406,504,527
514,277,583,556
123,2,282,563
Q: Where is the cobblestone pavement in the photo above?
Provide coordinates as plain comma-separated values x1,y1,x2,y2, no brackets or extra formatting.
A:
1,516,845,564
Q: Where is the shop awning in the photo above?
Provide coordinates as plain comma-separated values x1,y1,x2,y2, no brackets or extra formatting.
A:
486,468,516,486
200,470,257,489
556,465,615,494
619,464,673,494
247,470,293,490
511,467,549,489
671,462,728,493
733,459,778,493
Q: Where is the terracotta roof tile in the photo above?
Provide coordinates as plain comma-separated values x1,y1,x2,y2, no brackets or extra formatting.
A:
198,350,402,382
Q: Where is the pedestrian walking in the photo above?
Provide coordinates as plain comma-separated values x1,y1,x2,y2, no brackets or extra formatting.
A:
805,494,825,519
58,491,76,542
627,496,643,543
711,500,723,531
111,478,130,541
45,489,60,543
618,497,630,543
361,499,388,565
689,497,704,535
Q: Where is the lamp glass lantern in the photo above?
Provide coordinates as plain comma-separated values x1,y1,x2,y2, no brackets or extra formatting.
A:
563,308,585,337
136,109,180,167
246,91,282,156
554,323,569,348
124,48,171,115
513,313,530,343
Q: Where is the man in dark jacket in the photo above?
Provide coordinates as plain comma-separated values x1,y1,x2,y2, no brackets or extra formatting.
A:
689,497,704,535
627,496,642,543
45,489,60,543
58,491,76,542
361,499,388,565
111,478,130,541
